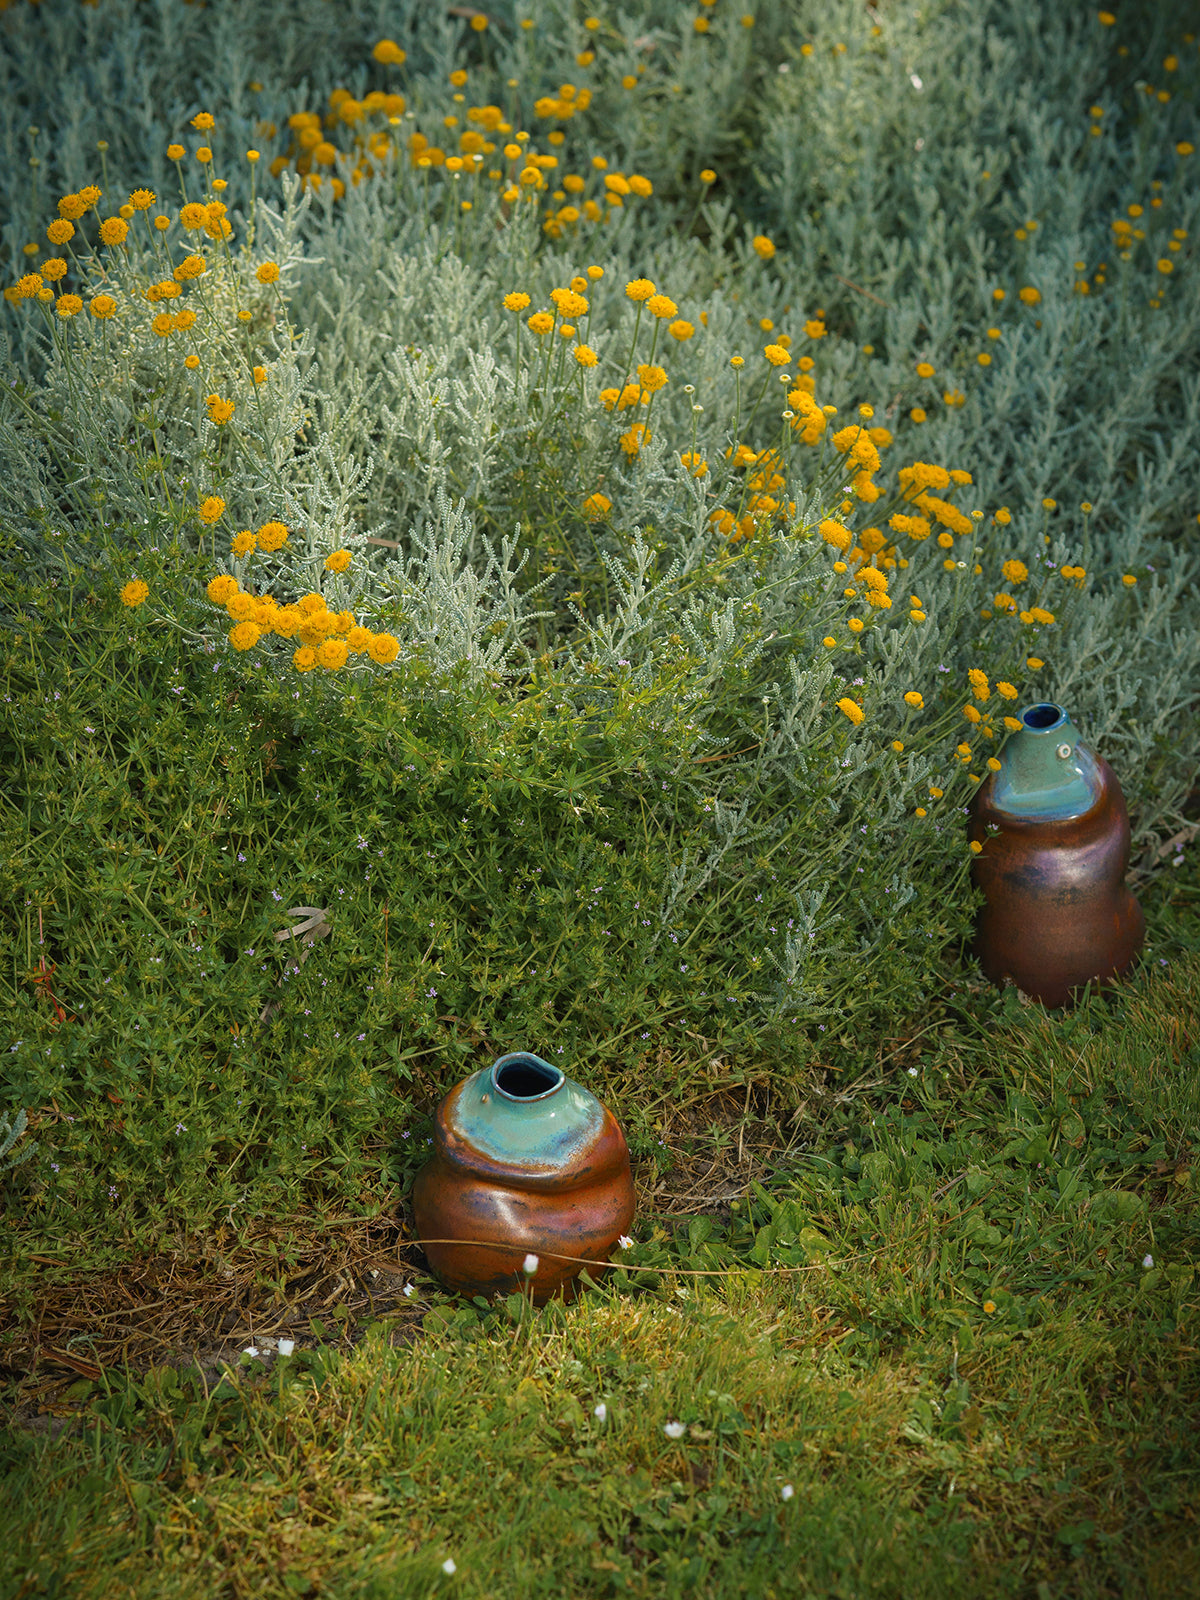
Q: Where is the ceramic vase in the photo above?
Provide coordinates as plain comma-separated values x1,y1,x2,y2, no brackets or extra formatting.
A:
412,1052,636,1305
970,701,1144,1008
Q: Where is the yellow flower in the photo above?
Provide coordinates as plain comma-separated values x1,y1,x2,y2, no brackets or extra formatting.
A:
1157,258,1174,275
1019,285,1041,306
46,219,74,245
55,294,83,318
373,39,407,64
99,217,128,246
368,632,400,664
996,681,1018,700
848,617,864,634
915,807,927,817
668,319,695,342
1177,142,1195,157
626,278,655,302
804,318,826,339
646,293,677,319
256,260,281,284
587,265,604,280
184,354,199,369
316,638,349,670
752,234,776,259
620,422,651,457
822,636,837,648
293,645,317,672
1030,607,1055,625
57,193,87,220
983,1298,997,1313
1003,716,1023,731
527,311,554,335
180,202,208,231
1122,573,1137,586
206,395,235,426
916,361,935,378
904,691,924,709
957,743,973,758
324,549,353,573
819,519,852,551
256,521,288,552
582,492,611,520
968,668,990,700
680,451,707,478
909,609,926,623
629,175,653,197
229,621,261,651
729,355,744,369
837,698,864,725
89,294,116,319
120,579,149,607
253,365,267,384
551,287,589,318
763,343,789,366
963,704,982,724
503,291,532,313
892,740,905,752
174,255,206,281
199,495,226,525
231,530,257,557
910,407,927,423
1002,559,1028,584
636,363,668,393
206,574,238,605
470,13,488,28
573,344,599,367
195,147,213,165
987,757,1002,771
192,111,215,131
40,258,67,282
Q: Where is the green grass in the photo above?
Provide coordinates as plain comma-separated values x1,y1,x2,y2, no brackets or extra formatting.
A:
3,927,1196,1600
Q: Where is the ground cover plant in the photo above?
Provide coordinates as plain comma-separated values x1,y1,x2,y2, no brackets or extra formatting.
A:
0,0,1198,1594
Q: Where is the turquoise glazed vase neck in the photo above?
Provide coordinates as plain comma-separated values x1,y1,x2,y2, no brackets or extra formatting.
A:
988,703,1102,821
440,1053,605,1176
970,701,1144,1008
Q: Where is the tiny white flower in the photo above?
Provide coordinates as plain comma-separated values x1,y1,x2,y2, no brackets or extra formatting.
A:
781,1483,795,1501
1143,1253,1154,1268
907,1066,918,1077
663,1421,686,1439
593,1402,607,1422
243,1347,259,1357
442,1558,457,1575
618,1235,634,1249
523,1253,539,1275
277,1339,295,1357
402,1283,416,1298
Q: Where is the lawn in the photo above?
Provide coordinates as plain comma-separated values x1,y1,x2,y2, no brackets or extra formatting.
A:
1,0,1198,1595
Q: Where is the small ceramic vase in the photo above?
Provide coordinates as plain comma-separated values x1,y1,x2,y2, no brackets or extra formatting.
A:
412,1052,635,1305
970,701,1144,1008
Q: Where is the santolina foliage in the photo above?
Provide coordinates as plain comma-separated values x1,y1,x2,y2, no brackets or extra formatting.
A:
0,0,1197,1241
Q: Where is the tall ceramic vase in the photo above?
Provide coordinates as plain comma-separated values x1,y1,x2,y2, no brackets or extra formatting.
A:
970,702,1144,1008
412,1052,636,1306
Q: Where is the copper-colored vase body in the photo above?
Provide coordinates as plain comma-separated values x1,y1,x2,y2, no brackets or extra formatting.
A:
970,702,1144,1008
412,1052,635,1305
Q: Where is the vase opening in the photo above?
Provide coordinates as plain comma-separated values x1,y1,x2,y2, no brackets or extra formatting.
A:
1023,703,1066,731
493,1055,564,1101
